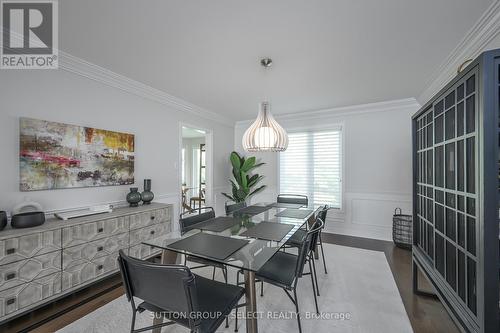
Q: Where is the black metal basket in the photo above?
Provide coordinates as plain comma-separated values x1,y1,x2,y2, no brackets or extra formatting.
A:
392,208,412,250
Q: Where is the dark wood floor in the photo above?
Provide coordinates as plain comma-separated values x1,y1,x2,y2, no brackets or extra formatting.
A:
1,233,459,333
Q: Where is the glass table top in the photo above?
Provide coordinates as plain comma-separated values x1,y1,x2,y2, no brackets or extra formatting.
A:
143,202,320,272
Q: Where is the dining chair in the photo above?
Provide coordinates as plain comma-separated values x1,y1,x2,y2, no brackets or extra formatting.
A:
284,205,329,297
286,205,329,273
277,194,309,206
234,218,324,333
179,207,228,282
117,250,244,333
225,201,247,215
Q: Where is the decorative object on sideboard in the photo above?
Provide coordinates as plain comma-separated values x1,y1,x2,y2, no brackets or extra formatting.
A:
221,151,266,203
126,187,142,207
392,208,412,250
0,211,7,230
141,179,154,205
55,204,113,220
11,211,46,228
19,117,135,191
11,197,43,215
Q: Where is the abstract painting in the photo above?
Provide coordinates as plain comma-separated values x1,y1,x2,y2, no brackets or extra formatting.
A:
20,118,135,191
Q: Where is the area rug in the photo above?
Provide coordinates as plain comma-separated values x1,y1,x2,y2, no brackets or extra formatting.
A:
57,244,413,333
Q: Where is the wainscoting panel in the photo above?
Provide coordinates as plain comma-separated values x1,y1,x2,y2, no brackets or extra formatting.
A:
327,192,412,241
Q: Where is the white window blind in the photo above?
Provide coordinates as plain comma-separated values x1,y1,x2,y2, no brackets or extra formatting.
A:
279,129,342,208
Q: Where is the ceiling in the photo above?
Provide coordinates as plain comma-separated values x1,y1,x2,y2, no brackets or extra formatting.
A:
60,0,494,121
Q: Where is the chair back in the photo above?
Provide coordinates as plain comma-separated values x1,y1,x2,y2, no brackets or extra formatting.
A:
117,250,200,328
277,194,308,206
179,207,215,234
317,205,329,228
225,201,247,215
295,218,324,278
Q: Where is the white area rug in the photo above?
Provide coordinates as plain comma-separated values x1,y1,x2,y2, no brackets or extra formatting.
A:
57,244,413,333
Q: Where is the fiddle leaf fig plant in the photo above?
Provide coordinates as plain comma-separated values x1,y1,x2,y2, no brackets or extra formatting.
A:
222,151,266,203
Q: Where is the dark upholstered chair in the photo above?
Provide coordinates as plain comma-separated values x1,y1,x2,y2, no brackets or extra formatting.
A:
285,205,329,296
234,218,324,333
277,194,309,206
286,206,329,269
224,201,247,215
118,250,244,333
179,207,215,235
179,207,228,282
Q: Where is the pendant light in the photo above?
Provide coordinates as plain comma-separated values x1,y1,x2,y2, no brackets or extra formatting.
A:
242,58,288,152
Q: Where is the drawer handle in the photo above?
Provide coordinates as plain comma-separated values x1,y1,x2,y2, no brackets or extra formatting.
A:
150,230,155,235
150,216,155,220
5,273,16,280
97,265,103,270
6,248,15,255
6,297,15,305
98,227,104,233
97,246,104,252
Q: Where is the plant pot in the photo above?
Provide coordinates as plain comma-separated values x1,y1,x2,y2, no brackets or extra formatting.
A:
141,179,154,205
126,188,142,207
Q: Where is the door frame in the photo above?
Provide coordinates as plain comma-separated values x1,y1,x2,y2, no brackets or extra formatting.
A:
178,122,214,217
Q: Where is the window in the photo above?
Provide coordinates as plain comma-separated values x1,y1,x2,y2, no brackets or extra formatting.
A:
279,129,342,208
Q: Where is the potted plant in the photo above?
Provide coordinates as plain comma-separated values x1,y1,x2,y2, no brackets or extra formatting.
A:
221,151,266,203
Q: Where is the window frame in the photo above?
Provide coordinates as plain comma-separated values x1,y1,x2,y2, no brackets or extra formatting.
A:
277,123,345,212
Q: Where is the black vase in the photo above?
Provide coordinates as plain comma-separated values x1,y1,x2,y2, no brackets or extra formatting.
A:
0,211,7,231
141,179,154,205
126,188,142,207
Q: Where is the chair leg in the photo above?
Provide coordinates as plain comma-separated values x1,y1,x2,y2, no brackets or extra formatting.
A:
130,309,136,333
319,234,328,274
293,289,302,333
223,267,228,283
234,271,240,332
260,280,264,297
223,267,229,328
212,266,216,280
310,254,320,296
308,260,319,314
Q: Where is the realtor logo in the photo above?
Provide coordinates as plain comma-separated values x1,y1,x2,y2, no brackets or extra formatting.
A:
1,0,58,69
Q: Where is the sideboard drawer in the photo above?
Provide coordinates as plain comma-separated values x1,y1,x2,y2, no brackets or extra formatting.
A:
129,222,171,246
62,216,129,247
62,252,119,291
0,251,61,292
129,208,170,230
128,243,162,260
0,230,61,266
62,233,128,266
0,272,61,317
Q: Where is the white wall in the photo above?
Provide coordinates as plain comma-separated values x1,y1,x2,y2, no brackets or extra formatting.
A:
234,99,420,241
0,69,234,223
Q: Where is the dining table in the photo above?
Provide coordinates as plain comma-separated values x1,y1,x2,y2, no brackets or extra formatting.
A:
143,202,319,333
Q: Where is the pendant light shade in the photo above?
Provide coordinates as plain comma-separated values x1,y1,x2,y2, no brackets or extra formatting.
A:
242,102,288,152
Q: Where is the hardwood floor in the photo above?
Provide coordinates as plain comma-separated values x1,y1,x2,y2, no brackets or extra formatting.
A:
0,233,459,333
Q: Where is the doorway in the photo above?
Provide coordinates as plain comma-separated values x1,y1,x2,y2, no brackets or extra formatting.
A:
180,125,211,214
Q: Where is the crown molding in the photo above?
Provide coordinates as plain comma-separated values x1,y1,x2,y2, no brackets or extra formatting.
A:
235,98,420,128
418,0,500,104
57,52,235,127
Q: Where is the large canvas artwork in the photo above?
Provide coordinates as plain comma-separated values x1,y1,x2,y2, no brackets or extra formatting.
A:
20,118,135,191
